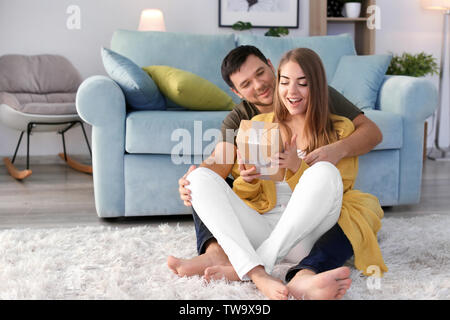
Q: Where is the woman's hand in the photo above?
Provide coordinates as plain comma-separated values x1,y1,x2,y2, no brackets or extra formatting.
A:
272,134,302,173
237,149,261,183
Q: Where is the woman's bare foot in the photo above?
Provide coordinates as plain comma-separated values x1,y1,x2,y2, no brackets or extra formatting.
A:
167,241,231,277
204,265,240,282
247,266,289,300
286,266,352,300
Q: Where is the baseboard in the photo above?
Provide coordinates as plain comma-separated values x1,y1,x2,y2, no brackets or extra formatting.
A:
0,154,91,166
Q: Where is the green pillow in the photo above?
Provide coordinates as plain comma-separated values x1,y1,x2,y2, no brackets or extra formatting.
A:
142,65,235,111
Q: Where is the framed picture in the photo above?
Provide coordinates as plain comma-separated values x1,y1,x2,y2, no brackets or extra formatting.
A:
219,0,299,28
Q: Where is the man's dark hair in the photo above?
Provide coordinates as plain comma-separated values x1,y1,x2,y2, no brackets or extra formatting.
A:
221,45,269,90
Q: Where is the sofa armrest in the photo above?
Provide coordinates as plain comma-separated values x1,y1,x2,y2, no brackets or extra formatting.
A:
376,75,438,205
76,75,126,126
76,75,126,217
377,75,438,122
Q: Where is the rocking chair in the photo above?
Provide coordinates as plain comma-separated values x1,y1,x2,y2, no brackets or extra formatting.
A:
0,54,92,180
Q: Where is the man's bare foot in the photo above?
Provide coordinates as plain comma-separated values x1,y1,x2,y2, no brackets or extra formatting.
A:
287,266,352,300
204,265,240,282
247,266,289,300
167,241,231,277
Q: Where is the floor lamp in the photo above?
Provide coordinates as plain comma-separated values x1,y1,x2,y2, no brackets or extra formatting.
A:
423,0,450,160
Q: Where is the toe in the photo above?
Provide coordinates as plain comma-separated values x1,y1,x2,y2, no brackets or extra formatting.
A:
336,266,351,279
335,288,348,300
338,278,352,289
167,256,180,274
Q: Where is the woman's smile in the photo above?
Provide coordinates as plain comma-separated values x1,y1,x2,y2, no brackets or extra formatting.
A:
279,60,309,116
286,97,304,108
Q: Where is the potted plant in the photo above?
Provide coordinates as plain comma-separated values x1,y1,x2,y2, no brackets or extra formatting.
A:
340,0,363,18
386,52,439,78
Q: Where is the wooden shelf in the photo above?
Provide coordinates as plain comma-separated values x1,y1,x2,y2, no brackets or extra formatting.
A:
310,0,376,55
326,17,368,22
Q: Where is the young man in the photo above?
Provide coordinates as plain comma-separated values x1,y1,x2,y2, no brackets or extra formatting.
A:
169,46,382,300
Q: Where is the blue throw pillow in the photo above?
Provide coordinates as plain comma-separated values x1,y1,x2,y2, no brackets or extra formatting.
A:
330,54,392,110
101,47,166,110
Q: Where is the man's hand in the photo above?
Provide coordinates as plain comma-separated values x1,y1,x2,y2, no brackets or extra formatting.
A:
303,114,383,166
178,165,197,206
237,149,261,183
303,141,345,166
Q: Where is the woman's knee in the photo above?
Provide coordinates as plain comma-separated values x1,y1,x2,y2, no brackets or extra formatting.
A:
307,161,340,181
297,161,343,194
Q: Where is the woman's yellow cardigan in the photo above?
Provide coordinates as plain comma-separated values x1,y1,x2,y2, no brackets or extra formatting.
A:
231,112,388,276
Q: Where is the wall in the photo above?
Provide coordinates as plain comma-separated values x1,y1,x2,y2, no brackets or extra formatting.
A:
375,0,448,150
0,0,447,159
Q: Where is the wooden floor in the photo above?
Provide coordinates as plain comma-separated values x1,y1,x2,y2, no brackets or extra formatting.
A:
1,159,449,230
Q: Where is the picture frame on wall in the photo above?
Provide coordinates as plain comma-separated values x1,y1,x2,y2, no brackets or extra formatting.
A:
219,0,299,28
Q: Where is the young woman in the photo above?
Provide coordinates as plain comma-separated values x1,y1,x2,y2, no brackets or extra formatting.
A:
180,48,387,300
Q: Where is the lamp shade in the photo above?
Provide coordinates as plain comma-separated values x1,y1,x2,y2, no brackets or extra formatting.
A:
422,0,450,10
138,9,166,31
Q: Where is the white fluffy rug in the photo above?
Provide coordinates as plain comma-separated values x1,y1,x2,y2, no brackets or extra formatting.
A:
0,214,449,300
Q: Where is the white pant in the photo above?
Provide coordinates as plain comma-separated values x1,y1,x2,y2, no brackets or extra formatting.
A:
187,161,343,280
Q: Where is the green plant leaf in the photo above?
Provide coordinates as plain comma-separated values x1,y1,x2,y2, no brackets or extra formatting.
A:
264,27,289,37
232,21,253,31
386,52,439,77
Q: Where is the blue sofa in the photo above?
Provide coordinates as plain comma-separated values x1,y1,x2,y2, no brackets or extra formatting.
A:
76,30,438,218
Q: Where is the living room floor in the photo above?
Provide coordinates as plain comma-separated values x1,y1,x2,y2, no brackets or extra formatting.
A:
1,159,449,230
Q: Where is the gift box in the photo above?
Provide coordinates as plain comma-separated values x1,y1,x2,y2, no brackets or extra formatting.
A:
236,120,285,181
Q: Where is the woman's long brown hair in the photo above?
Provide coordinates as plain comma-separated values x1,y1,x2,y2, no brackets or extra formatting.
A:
274,48,337,154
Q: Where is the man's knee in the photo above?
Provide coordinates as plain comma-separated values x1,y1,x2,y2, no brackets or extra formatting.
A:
187,167,218,183
186,167,224,195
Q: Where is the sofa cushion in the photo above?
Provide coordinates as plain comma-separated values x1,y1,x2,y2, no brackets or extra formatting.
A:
111,30,238,103
101,47,166,111
236,33,356,81
142,66,235,111
125,108,402,156
125,110,229,155
331,54,392,110
363,109,403,150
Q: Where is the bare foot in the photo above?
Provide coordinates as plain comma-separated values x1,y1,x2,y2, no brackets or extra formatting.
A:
248,266,289,300
167,242,230,277
204,265,240,282
287,266,352,300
